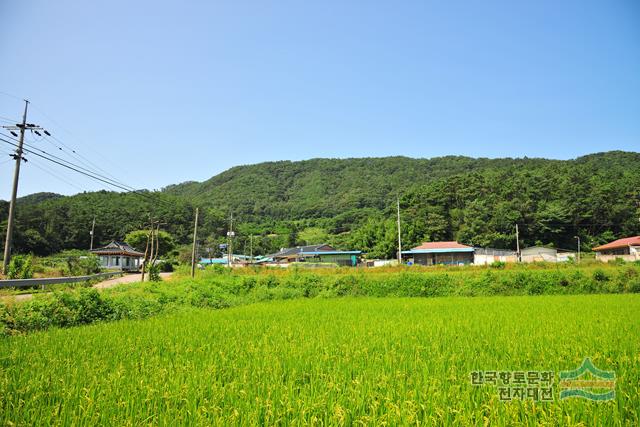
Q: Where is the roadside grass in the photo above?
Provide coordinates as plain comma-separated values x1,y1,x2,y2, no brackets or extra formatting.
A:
0,295,638,425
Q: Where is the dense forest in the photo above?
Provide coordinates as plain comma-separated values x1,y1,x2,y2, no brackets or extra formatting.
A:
1,151,639,259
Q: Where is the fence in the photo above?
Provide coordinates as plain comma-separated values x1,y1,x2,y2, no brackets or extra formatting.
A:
0,271,123,289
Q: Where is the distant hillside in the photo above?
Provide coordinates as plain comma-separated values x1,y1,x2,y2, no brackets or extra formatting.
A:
17,192,64,205
2,151,639,257
162,155,555,219
163,152,640,221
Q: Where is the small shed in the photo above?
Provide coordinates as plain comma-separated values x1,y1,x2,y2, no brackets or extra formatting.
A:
520,246,558,263
519,247,576,263
402,241,474,266
91,241,144,271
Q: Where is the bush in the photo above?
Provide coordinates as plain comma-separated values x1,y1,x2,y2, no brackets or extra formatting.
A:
148,265,162,282
63,255,101,276
593,269,610,282
490,261,506,269
7,255,34,279
157,261,174,273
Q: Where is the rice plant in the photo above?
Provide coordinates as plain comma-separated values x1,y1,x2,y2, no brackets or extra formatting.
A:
1,294,638,425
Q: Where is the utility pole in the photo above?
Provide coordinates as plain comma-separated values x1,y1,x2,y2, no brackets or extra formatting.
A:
574,235,581,264
249,235,253,265
191,208,199,278
191,208,199,277
227,213,234,267
89,217,96,250
2,100,47,273
396,195,402,265
515,224,520,262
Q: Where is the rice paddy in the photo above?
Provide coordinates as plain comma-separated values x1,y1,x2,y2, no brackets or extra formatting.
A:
1,294,638,425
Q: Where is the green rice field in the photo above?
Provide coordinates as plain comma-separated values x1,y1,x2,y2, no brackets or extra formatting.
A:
1,294,638,425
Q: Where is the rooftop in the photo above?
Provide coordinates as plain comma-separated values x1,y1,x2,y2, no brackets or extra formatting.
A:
270,244,334,258
414,241,473,250
403,241,474,254
593,236,640,252
91,241,144,257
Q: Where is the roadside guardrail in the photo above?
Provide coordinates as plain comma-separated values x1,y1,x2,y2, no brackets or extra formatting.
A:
0,271,123,289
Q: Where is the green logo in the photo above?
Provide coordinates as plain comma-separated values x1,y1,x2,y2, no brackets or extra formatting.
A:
559,358,616,401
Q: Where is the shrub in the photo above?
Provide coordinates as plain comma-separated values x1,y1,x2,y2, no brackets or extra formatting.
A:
7,255,34,279
490,261,506,269
593,269,610,282
64,255,101,276
148,265,162,282
158,261,174,273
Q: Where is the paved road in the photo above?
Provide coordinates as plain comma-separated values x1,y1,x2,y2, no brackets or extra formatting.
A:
2,272,173,303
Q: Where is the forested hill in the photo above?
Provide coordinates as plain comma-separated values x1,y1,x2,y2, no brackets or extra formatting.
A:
2,151,640,258
162,155,564,219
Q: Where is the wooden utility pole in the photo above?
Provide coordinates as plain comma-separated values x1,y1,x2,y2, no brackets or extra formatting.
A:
396,195,402,265
89,217,96,250
227,213,234,267
2,101,29,274
249,235,253,265
515,224,520,262
191,208,199,278
140,221,153,282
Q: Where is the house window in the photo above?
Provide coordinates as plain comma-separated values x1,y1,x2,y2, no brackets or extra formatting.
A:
114,256,119,266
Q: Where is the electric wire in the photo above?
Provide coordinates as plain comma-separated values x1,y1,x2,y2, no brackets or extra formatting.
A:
0,136,179,210
28,157,86,192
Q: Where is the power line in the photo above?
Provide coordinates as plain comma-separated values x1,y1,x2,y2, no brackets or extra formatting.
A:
3,132,138,192
27,101,131,184
1,136,180,210
1,135,133,191
28,157,86,192
0,116,18,124
4,132,147,193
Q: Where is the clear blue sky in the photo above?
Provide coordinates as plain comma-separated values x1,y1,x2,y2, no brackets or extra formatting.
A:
1,0,638,199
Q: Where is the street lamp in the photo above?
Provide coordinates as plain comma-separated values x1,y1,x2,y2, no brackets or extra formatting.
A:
574,236,581,264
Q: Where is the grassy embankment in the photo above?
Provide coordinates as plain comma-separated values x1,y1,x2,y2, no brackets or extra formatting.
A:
0,261,638,335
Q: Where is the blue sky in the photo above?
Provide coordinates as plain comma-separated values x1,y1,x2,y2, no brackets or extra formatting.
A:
1,0,638,199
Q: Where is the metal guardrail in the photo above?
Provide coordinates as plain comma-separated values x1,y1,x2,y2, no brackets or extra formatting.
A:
0,271,123,289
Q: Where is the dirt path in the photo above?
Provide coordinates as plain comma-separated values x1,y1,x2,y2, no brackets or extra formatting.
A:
92,272,172,289
2,272,173,303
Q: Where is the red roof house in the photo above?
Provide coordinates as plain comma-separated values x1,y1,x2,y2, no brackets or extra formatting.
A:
592,236,640,260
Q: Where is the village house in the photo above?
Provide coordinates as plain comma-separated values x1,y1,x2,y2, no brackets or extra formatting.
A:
270,244,361,267
401,241,474,266
90,241,144,271
593,236,640,262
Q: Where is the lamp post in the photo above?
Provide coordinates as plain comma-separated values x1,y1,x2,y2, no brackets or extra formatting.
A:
574,236,581,264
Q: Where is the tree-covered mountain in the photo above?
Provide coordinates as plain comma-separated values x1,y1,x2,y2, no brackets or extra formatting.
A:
2,151,639,258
